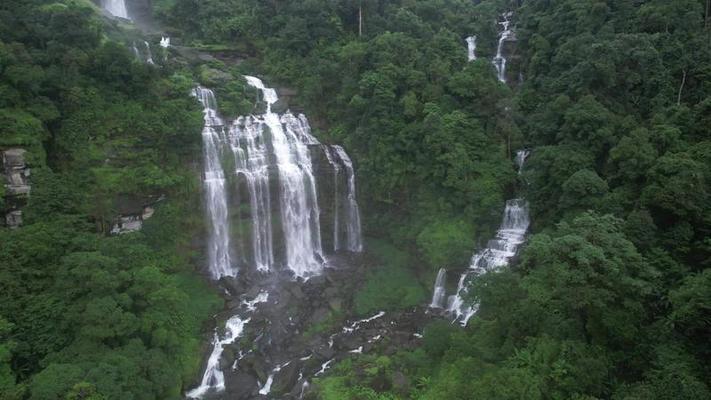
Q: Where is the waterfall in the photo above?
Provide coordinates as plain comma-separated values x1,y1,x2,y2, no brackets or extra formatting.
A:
229,116,275,272
466,36,477,61
492,12,514,83
102,0,129,19
194,77,362,279
160,37,171,48
194,87,235,279
448,199,529,325
144,41,155,65
515,149,530,174
322,146,341,251
244,76,325,278
331,145,363,252
429,268,447,308
186,316,249,398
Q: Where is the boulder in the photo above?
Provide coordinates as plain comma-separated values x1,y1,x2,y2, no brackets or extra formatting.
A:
271,361,301,394
225,372,259,400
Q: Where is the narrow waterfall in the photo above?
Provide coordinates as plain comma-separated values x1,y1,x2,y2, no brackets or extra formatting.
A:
160,37,171,48
195,87,235,279
466,36,477,61
331,145,363,252
429,268,447,308
186,316,249,398
492,12,514,83
322,146,341,251
102,0,129,19
244,76,325,277
515,149,530,174
144,41,155,65
447,199,529,325
443,150,531,325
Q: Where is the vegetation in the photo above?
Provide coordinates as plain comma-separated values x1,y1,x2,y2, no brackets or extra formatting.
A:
0,1,221,398
1,0,709,399
157,0,711,399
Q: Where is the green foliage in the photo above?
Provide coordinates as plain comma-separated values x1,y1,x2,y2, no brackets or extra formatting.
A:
354,264,426,316
416,219,473,269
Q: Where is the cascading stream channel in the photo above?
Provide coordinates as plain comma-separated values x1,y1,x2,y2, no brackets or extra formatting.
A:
492,12,514,83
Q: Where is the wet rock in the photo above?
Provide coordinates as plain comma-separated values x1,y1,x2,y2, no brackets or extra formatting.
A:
314,345,334,360
225,372,259,400
272,361,301,394
219,346,237,370
239,353,269,382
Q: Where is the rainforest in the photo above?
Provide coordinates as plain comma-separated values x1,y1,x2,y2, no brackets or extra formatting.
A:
1,0,710,399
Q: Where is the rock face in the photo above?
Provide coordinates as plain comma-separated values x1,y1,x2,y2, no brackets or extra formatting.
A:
2,148,30,228
109,195,162,235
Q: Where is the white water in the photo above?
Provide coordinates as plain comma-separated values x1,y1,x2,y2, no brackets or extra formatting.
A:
515,149,530,174
144,41,155,65
492,12,514,83
429,268,447,308
332,145,363,252
102,0,129,19
160,37,170,48
186,316,249,398
466,36,477,61
194,87,235,279
322,146,342,251
448,199,530,325
244,76,325,277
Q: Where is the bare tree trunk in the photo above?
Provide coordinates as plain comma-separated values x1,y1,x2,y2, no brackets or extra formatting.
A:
359,2,363,37
677,69,687,105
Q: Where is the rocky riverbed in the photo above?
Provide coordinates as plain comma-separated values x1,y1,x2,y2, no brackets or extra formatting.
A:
188,252,435,400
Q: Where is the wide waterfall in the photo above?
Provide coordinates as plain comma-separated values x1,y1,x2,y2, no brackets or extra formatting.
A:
194,76,362,280
189,76,365,398
492,12,514,83
429,268,447,308
466,36,477,61
102,0,129,19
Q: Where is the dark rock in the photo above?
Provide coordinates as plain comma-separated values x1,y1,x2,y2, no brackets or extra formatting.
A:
272,361,301,394
225,372,259,400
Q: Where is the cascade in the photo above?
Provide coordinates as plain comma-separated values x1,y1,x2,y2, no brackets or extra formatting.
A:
144,41,155,65
442,150,531,326
194,76,362,279
466,36,477,61
492,12,514,83
194,87,235,279
160,37,170,48
244,76,325,277
102,0,129,19
515,149,530,174
331,145,363,252
186,316,249,398
429,268,447,308
447,199,529,325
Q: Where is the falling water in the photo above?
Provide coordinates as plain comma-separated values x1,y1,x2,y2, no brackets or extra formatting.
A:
186,316,249,398
332,145,363,252
244,76,325,278
515,149,530,174
322,146,342,251
144,41,155,65
229,116,275,272
466,36,477,61
160,37,171,48
102,0,129,19
429,268,447,308
448,199,529,325
492,12,514,83
194,87,235,279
